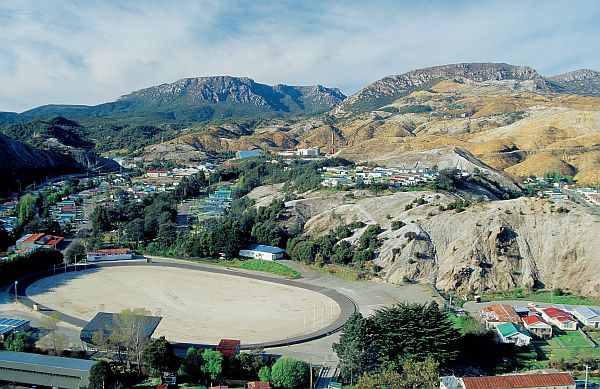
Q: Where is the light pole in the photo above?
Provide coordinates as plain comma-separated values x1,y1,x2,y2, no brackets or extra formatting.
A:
584,364,589,389
14,281,18,303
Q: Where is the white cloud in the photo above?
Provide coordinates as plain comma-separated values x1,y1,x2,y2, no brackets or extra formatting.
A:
0,0,598,112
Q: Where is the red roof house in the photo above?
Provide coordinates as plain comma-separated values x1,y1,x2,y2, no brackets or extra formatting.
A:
462,372,575,388
216,339,241,358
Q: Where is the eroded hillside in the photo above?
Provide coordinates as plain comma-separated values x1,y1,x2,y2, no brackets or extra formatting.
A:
249,185,600,297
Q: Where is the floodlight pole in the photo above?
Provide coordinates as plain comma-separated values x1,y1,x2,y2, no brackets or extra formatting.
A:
585,364,589,389
14,281,18,303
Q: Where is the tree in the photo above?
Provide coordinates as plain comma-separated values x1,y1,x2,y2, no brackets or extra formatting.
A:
110,308,153,372
40,311,68,355
258,365,271,382
356,359,438,389
369,303,459,367
141,336,178,379
64,239,86,264
3,331,36,352
333,312,377,383
270,358,309,389
179,347,204,383
91,205,111,232
201,349,223,385
88,361,117,389
18,193,36,225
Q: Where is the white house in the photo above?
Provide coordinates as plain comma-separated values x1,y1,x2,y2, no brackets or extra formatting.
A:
295,148,320,157
522,315,552,339
239,244,285,261
569,306,600,328
496,322,531,346
86,248,134,262
539,307,578,331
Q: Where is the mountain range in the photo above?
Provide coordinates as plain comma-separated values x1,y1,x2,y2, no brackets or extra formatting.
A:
1,76,346,124
2,62,600,186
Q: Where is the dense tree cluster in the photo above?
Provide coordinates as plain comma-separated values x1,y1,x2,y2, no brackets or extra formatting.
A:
287,223,381,269
333,303,459,383
0,249,63,286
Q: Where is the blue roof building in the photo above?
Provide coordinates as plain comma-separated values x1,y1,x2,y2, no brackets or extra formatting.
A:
239,244,285,261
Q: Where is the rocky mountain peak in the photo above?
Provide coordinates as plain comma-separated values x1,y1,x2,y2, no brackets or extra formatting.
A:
548,69,600,96
339,62,551,113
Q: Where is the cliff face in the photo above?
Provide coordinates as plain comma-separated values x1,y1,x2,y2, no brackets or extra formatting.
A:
260,185,599,297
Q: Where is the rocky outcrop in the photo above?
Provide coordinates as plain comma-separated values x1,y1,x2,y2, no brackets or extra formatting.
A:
265,186,600,297
338,63,552,112
549,69,600,96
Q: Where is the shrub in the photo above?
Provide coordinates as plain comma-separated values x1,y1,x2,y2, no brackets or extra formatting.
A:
391,220,406,230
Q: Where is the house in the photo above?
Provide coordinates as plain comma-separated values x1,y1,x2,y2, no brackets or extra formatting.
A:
481,304,522,330
0,350,96,388
522,315,552,339
239,244,285,261
247,382,271,389
539,307,578,330
0,317,30,341
496,322,531,346
80,312,162,349
567,306,600,328
86,248,134,262
442,372,576,389
236,150,262,159
216,339,241,358
295,147,320,157
146,170,169,178
15,233,64,252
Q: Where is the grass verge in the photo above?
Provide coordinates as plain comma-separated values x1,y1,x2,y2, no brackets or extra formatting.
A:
481,289,599,306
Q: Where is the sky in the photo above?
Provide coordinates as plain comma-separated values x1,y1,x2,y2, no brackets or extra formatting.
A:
1,0,599,112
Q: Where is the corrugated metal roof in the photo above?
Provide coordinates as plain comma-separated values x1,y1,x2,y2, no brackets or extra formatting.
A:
80,312,162,344
243,244,284,254
0,350,96,372
497,322,520,337
0,317,29,335
462,372,575,388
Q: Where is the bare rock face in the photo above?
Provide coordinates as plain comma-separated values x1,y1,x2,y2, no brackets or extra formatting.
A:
274,185,600,297
339,63,552,112
549,69,600,96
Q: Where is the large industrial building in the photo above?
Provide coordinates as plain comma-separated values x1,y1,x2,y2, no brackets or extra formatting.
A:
0,350,96,388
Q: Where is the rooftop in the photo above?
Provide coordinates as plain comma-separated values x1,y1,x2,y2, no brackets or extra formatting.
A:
462,372,575,389
0,350,96,372
80,312,162,344
542,307,575,320
243,244,284,254
522,315,549,326
0,317,29,336
497,322,523,338
87,248,132,255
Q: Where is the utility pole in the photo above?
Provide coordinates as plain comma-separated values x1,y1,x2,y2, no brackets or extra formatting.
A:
584,364,589,389
14,281,18,303
309,362,313,389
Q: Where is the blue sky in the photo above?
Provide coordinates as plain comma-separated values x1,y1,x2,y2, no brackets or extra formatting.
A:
0,0,599,112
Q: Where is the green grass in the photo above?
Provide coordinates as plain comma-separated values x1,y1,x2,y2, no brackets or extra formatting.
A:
554,330,593,348
309,263,371,282
194,258,301,278
233,259,301,278
481,289,599,306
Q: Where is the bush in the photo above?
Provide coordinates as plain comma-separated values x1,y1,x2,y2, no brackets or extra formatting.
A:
404,231,418,241
391,220,406,230
270,358,309,389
